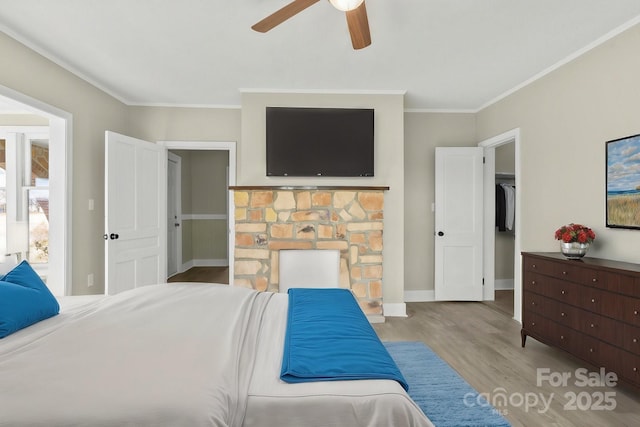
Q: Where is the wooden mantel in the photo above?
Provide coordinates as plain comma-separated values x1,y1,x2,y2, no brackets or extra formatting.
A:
229,185,390,191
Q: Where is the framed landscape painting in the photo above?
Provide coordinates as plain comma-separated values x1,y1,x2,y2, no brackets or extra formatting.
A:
606,133,640,229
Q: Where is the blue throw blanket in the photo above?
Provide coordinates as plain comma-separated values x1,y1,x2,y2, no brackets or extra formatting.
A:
280,288,408,391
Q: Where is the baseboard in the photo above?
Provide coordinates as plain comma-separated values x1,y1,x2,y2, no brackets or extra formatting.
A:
495,279,514,290
383,302,407,317
181,259,228,272
404,290,435,302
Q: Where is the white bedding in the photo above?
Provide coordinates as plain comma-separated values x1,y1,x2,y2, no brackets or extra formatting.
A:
0,283,433,427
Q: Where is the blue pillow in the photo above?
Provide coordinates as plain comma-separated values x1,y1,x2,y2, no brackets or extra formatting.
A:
0,260,60,338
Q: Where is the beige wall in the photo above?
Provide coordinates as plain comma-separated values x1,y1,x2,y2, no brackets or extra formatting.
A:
240,92,406,305
403,113,477,293
477,23,640,264
0,32,130,295
0,114,48,126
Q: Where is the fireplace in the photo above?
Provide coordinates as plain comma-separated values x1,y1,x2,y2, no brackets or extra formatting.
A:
231,186,387,316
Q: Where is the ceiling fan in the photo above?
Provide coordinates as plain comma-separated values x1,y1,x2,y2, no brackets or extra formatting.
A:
252,0,371,50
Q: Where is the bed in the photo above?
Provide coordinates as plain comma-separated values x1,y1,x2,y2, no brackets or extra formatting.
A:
0,281,433,427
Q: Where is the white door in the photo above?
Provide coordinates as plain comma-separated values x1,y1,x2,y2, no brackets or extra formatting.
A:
434,147,484,301
167,152,181,277
105,131,167,295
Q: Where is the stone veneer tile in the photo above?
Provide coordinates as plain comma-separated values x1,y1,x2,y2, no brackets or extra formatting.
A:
265,208,277,222
235,233,254,246
274,191,295,210
333,191,356,208
318,224,333,239
348,202,366,220
363,265,383,280
251,191,273,207
296,191,311,210
368,231,383,251
271,223,293,238
235,208,247,221
234,191,249,207
316,240,348,250
234,260,262,275
358,192,384,211
236,223,267,232
312,192,331,206
236,248,270,259
267,241,314,250
369,281,382,299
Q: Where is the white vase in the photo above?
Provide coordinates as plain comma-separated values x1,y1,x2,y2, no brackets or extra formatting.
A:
560,242,590,259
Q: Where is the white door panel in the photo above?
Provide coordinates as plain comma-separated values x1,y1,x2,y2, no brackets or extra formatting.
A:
435,147,483,301
105,131,167,295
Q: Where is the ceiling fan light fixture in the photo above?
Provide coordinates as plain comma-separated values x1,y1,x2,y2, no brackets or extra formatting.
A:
329,0,364,12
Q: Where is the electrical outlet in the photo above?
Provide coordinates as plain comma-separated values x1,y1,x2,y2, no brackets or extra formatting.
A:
88,273,94,287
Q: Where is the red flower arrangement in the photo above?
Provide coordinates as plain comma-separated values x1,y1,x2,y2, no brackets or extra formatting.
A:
554,223,596,244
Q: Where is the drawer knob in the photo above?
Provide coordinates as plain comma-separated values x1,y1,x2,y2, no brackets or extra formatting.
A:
635,310,639,316
634,367,638,373
590,323,595,328
531,302,536,306
589,348,594,353
592,278,598,282
561,290,566,295
634,338,638,343
562,271,567,275
561,312,566,317
531,322,536,326
560,335,565,340
532,264,536,269
591,298,596,303
531,280,536,285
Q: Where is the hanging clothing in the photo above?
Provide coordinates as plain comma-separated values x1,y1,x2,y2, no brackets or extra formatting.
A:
501,183,515,231
495,184,506,232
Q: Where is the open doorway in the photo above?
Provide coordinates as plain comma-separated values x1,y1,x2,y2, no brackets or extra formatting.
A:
160,141,236,285
0,87,71,296
480,129,522,322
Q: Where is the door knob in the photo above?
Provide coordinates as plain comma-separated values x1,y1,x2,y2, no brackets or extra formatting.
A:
437,231,444,236
174,223,180,227
110,233,119,240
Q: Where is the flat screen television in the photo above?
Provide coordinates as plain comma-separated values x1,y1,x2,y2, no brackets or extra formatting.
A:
266,107,374,177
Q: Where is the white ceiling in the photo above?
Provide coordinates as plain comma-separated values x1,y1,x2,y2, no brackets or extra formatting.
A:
1,0,640,111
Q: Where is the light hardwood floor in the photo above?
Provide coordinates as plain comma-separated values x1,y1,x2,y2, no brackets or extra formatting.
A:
373,301,640,427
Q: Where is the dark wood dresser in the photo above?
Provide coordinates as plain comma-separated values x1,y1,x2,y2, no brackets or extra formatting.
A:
521,252,640,388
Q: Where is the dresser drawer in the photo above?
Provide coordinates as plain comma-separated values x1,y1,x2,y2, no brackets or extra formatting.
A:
550,321,580,353
524,256,560,275
620,352,640,386
609,274,640,298
547,300,580,330
545,279,581,306
576,310,619,345
522,311,548,338
623,297,640,326
522,271,548,294
579,335,603,365
623,324,640,355
523,291,550,316
580,287,624,318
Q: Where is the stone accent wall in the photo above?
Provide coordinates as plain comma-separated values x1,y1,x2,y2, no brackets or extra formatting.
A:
233,188,384,315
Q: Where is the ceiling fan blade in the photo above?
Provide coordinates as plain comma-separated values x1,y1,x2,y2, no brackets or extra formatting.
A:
252,0,321,33
345,1,371,49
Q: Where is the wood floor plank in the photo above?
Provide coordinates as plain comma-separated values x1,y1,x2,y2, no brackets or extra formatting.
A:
373,301,640,427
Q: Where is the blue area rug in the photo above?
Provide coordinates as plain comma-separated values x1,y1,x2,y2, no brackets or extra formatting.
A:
384,341,511,427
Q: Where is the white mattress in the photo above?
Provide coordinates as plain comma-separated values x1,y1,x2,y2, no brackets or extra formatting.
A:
0,283,433,427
